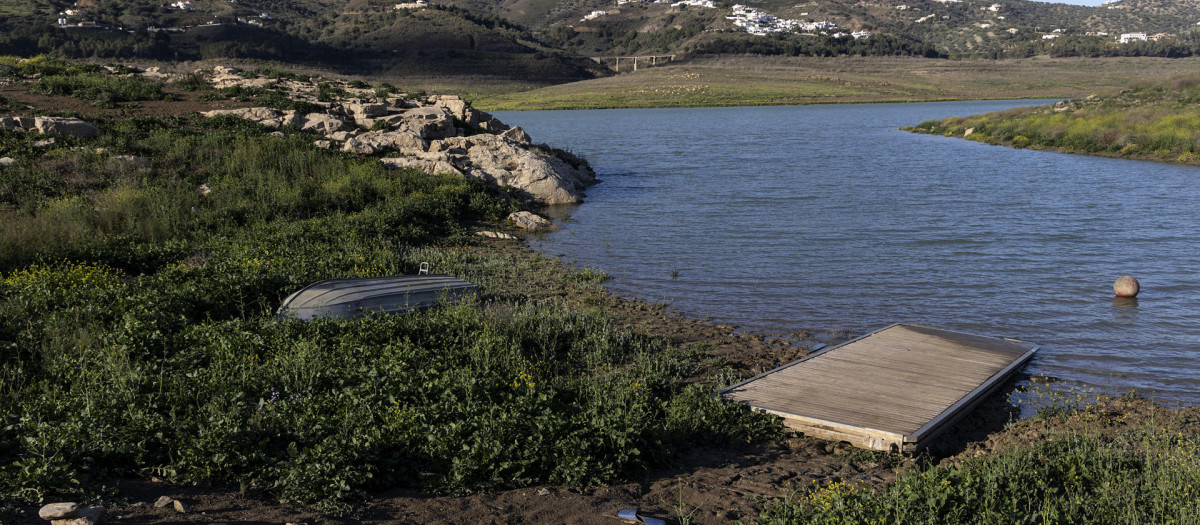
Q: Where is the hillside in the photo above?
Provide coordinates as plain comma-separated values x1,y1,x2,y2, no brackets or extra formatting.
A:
0,0,604,83
532,0,1200,58
7,0,1200,80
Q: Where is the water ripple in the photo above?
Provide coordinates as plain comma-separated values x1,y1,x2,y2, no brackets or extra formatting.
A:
497,101,1200,405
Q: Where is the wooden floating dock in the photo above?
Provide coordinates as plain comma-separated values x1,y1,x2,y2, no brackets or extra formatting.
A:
721,323,1038,453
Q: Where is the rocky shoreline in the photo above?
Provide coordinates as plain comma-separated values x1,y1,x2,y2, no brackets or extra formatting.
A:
2,65,596,207
195,66,596,206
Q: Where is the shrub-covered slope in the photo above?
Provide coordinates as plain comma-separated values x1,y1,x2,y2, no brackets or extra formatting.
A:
906,73,1200,166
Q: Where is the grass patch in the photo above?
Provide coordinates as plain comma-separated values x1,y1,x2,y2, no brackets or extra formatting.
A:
471,56,1200,111
905,72,1200,167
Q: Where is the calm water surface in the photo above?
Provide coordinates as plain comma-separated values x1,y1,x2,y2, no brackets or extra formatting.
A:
494,101,1200,404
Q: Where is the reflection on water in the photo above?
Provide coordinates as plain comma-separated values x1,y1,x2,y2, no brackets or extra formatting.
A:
494,101,1200,405
1112,297,1140,308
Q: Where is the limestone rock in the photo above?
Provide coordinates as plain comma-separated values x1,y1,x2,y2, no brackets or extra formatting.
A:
347,102,389,126
153,496,173,508
33,117,98,138
430,95,494,129
462,136,586,205
476,231,518,240
110,155,150,168
298,113,347,135
200,107,299,128
39,502,79,520
313,140,332,149
379,156,464,177
341,131,427,155
0,116,33,131
477,118,509,133
397,106,456,140
172,499,189,514
0,156,14,166
508,211,560,232
501,126,532,144
51,506,104,525
328,130,358,142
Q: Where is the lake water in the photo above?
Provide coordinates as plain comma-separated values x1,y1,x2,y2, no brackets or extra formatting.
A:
493,101,1200,405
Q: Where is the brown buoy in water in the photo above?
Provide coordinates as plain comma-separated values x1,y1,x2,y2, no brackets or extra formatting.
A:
1114,275,1140,298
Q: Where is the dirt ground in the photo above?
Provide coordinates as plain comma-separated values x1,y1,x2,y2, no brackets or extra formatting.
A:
0,83,252,120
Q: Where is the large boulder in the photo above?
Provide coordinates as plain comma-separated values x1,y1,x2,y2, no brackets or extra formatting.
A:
397,106,457,140
423,134,591,205
298,113,347,135
459,135,586,205
32,117,98,138
341,131,428,155
347,102,389,119
0,116,33,132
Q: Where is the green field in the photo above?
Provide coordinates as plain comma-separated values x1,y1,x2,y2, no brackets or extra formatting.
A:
470,55,1200,111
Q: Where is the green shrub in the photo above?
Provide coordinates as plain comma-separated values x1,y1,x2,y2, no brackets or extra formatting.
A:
33,73,168,106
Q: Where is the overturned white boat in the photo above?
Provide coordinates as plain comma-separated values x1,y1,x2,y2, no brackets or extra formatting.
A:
277,274,478,321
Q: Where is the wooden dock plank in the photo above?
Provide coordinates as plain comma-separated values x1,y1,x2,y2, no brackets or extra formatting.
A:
721,323,1038,452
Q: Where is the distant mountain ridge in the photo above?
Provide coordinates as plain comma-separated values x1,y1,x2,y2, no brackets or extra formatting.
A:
3,0,1200,76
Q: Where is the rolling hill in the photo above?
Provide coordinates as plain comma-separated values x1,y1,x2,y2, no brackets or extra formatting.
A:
2,0,1200,80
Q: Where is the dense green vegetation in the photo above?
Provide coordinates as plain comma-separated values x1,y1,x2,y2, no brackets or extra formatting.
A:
0,67,780,516
757,388,1200,524
907,73,1200,166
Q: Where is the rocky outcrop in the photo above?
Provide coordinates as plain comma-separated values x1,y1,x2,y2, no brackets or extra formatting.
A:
342,131,427,155
395,106,457,140
380,156,464,177
191,67,594,205
429,94,506,131
500,126,532,144
201,108,302,128
1,116,98,138
299,113,348,135
415,134,594,205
